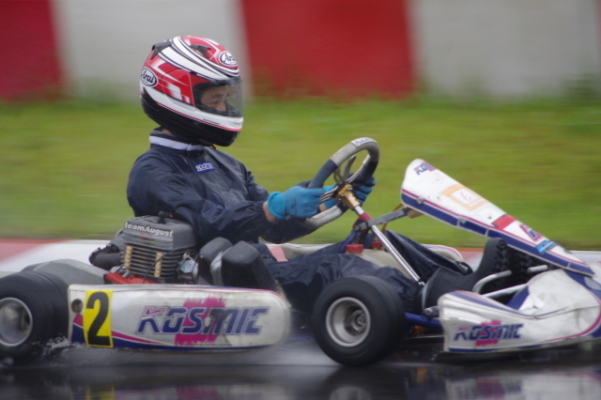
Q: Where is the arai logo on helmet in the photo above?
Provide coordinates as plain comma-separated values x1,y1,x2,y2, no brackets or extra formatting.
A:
141,68,158,87
219,52,237,67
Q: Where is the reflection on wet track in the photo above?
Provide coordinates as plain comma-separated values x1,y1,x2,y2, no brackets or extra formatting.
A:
3,338,601,399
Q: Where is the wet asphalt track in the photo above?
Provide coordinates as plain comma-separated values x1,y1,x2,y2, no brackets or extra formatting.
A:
1,248,601,399
3,336,601,400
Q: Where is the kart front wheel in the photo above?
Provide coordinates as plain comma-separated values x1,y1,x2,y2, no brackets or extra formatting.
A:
312,275,406,367
0,271,69,366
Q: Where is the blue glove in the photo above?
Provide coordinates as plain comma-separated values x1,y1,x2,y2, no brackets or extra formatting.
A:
322,184,338,209
353,177,376,205
267,185,325,220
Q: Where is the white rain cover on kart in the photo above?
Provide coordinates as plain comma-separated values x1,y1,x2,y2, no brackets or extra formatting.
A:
400,159,593,276
439,269,601,353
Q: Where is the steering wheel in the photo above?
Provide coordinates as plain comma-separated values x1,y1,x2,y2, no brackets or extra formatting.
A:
303,137,380,229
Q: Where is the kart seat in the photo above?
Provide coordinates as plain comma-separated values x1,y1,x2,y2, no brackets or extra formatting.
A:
280,242,464,263
278,242,464,280
423,245,465,263
279,243,330,260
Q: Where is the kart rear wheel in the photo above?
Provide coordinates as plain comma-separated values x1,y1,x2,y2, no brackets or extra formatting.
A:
0,271,69,366
312,275,406,367
507,248,549,285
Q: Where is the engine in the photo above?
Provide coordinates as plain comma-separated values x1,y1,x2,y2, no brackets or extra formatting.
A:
120,215,197,283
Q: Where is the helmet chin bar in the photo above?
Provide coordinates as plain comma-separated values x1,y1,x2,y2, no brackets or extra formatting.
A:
141,88,241,146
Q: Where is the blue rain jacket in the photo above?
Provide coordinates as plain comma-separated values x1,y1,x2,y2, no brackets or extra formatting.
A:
127,130,314,247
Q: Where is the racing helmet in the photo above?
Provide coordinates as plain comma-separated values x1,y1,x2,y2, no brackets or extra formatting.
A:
140,36,243,146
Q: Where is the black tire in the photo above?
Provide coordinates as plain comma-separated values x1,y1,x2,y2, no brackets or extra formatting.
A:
0,271,69,366
507,248,549,285
312,275,406,367
478,238,510,293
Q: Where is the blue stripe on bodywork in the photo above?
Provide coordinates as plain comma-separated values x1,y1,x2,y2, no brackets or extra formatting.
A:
506,287,530,310
401,191,594,276
71,324,270,352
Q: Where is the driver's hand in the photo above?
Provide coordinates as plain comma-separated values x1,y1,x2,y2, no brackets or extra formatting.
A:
267,186,325,220
352,177,376,205
322,184,338,209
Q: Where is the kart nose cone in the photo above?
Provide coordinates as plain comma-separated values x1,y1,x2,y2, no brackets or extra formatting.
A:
0,298,32,347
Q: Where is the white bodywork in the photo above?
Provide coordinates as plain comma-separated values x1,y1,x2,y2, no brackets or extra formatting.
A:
399,159,601,353
440,269,601,353
68,284,290,352
401,159,593,275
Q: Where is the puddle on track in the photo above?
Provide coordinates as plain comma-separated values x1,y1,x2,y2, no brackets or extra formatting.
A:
3,338,601,399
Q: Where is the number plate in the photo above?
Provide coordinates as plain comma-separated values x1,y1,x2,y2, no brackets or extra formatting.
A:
83,290,113,347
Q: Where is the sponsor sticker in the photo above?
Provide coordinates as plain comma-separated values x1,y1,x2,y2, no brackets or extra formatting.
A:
453,320,523,346
195,162,216,174
536,239,556,254
492,214,516,230
136,300,269,345
442,184,488,211
123,222,173,237
414,161,436,175
141,68,158,87
219,52,237,67
351,137,376,147
519,224,543,241
83,290,113,348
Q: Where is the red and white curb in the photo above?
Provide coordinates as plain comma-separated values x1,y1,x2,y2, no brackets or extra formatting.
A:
0,239,599,278
0,239,108,276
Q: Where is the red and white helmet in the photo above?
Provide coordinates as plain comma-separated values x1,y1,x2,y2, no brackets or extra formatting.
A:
140,36,243,146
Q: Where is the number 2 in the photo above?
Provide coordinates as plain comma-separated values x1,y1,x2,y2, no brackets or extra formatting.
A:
84,290,113,347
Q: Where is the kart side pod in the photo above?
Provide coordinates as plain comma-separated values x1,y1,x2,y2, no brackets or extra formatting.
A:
439,269,601,354
68,284,291,352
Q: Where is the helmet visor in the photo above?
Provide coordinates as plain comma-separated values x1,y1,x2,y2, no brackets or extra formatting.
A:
193,78,243,118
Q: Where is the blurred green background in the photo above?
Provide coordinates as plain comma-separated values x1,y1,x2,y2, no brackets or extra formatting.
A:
1,97,600,249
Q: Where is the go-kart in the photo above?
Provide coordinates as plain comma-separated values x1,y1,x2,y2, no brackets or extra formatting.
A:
0,138,598,367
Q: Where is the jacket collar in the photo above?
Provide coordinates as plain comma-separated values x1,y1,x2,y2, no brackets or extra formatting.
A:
149,130,205,153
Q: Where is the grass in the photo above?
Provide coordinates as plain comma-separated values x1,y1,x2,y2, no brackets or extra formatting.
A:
1,97,600,249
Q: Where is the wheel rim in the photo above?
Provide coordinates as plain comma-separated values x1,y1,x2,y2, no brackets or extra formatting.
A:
325,297,370,348
0,297,33,347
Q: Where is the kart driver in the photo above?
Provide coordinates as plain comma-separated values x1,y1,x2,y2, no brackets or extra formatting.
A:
96,36,512,315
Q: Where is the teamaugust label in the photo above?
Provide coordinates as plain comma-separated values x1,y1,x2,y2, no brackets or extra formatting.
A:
123,222,173,237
